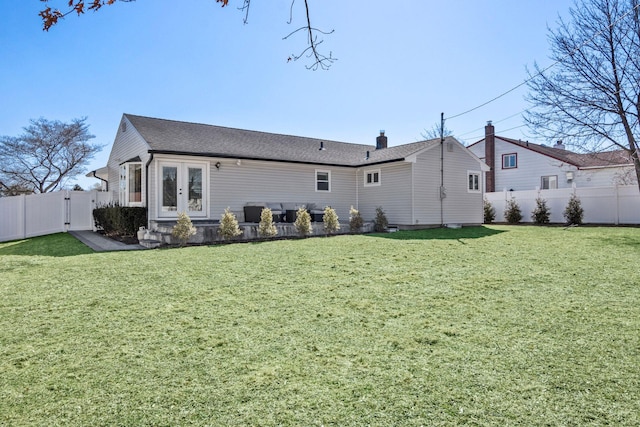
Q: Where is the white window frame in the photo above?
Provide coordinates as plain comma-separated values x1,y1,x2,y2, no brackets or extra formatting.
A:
541,175,558,190
315,169,331,192
467,171,481,193
364,169,381,187
119,162,143,207
502,153,517,169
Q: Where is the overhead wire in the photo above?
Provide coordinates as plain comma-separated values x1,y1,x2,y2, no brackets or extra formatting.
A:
444,1,640,134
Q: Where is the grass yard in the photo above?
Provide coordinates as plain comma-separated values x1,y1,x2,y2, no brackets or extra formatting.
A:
1,225,639,426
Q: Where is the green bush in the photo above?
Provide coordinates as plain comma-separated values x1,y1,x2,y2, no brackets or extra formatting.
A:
219,208,243,240
531,197,551,225
504,198,522,224
564,193,584,225
93,202,147,236
349,206,364,232
258,207,278,238
483,198,496,223
374,206,388,232
323,206,340,235
294,207,313,236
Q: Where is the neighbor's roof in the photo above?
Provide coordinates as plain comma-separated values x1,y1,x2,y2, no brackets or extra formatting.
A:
124,114,444,167
469,135,633,168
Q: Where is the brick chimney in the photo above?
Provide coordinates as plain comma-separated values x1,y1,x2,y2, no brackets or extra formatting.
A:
485,121,495,192
376,130,388,149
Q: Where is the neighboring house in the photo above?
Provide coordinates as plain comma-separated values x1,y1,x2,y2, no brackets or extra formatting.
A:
90,114,489,229
467,121,636,192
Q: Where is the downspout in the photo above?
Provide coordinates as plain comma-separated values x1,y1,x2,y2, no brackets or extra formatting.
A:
355,168,359,210
91,170,109,191
145,152,154,229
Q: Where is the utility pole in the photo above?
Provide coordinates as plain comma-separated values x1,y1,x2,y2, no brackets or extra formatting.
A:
440,112,445,226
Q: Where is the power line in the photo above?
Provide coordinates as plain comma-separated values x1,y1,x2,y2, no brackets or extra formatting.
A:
444,2,640,122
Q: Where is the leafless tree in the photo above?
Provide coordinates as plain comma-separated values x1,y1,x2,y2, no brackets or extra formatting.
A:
0,118,102,194
525,0,640,190
421,123,453,141
39,0,336,70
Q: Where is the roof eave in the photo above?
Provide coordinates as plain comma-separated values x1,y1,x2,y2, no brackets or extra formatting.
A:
148,149,406,168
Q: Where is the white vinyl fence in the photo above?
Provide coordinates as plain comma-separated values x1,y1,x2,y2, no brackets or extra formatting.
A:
0,190,112,242
485,185,640,224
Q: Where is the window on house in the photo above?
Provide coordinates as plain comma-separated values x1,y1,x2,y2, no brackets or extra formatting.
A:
365,169,381,187
502,153,517,169
316,170,330,192
119,162,143,206
468,171,480,192
541,175,558,190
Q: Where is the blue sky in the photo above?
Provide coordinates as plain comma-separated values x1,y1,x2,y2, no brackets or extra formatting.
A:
1,0,573,189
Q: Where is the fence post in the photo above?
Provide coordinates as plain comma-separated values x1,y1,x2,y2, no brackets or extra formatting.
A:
615,184,620,225
20,194,26,240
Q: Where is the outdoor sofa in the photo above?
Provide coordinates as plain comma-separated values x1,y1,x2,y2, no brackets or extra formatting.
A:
243,202,325,223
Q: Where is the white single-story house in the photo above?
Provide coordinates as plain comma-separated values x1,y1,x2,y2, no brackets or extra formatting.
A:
468,121,636,192
90,114,489,233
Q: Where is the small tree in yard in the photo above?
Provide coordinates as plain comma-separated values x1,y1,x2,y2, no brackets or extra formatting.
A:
323,206,340,235
564,194,584,225
531,197,551,225
483,198,496,224
258,207,277,238
349,206,363,232
294,207,312,237
374,206,388,232
504,198,522,224
219,208,242,240
172,212,197,246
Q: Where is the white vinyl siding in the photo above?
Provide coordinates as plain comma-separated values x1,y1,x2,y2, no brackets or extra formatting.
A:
208,160,354,222
413,142,483,225
468,139,582,191
107,116,151,207
358,163,412,225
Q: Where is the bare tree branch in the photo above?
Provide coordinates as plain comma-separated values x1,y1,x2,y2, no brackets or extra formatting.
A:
0,118,103,194
39,0,336,70
283,0,336,70
525,0,640,189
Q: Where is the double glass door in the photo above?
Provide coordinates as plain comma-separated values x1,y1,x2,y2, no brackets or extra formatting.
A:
159,162,206,218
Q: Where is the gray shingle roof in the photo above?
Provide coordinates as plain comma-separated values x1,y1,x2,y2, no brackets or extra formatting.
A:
124,114,442,167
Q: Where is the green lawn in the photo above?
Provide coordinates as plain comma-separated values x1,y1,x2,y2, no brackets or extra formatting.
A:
1,226,639,426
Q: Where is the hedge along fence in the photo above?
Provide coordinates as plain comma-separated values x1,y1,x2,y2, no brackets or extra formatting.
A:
484,185,640,224
93,203,147,236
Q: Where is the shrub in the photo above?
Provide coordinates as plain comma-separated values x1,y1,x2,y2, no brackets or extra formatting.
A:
219,208,243,240
531,197,551,225
349,206,364,232
483,198,496,223
374,206,388,232
564,193,584,225
172,211,197,246
294,207,312,236
323,206,340,235
93,202,147,236
504,198,522,224
258,207,278,238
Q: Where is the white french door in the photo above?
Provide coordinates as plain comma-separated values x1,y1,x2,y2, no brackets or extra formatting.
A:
158,161,207,218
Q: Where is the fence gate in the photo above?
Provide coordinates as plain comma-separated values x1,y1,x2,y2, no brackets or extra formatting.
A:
0,190,112,243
